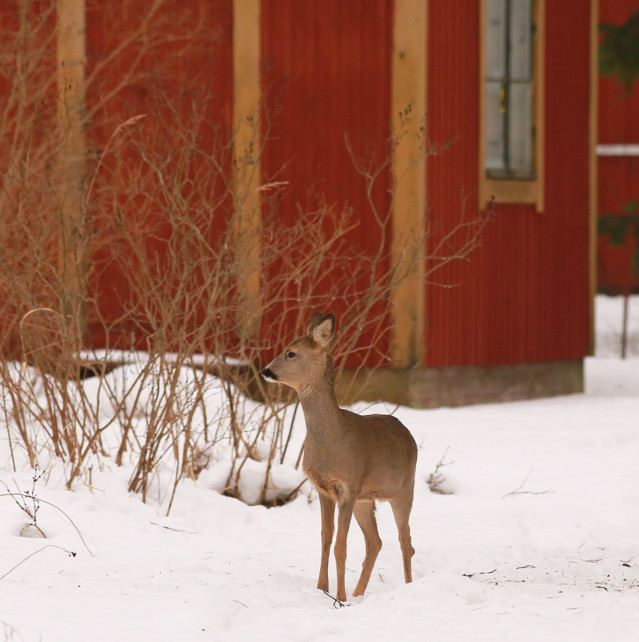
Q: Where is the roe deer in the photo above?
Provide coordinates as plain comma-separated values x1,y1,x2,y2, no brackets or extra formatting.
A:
262,312,417,602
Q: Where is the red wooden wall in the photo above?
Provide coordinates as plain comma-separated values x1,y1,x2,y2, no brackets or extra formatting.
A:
0,0,594,372
597,0,639,293
0,1,58,356
84,0,234,349
260,0,393,365
424,0,591,367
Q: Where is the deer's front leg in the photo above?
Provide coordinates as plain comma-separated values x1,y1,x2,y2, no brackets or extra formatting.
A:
334,497,355,602
317,493,335,592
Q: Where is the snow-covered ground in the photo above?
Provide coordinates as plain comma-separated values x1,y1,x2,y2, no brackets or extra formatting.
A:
1,296,638,642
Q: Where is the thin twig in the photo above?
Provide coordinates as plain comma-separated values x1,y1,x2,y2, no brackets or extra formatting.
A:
463,568,497,579
501,469,554,499
0,545,77,582
323,590,348,608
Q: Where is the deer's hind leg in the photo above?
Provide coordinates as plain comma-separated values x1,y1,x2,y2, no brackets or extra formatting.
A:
389,487,415,584
352,500,382,597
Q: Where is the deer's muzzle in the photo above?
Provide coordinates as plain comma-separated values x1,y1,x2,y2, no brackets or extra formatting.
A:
261,367,277,382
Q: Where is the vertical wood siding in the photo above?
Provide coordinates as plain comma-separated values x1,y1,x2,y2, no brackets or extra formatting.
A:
1,0,593,370
260,0,393,364
424,0,591,367
85,0,234,349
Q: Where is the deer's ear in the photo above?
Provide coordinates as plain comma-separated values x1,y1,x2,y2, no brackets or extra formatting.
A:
310,313,335,347
307,312,324,335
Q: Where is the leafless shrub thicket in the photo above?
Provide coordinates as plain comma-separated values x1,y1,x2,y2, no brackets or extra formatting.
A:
0,0,490,511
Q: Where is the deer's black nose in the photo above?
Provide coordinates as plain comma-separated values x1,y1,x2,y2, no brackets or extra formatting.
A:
261,368,277,382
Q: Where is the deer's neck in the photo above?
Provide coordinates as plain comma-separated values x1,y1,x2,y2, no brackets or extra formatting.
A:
298,380,343,442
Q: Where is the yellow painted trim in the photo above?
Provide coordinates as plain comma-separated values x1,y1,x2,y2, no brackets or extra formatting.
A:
588,0,599,353
390,0,427,368
232,0,262,342
479,0,545,211
56,0,87,331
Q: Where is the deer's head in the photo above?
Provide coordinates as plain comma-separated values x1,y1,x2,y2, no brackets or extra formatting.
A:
261,312,336,394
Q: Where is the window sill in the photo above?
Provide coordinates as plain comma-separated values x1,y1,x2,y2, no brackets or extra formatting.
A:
479,177,544,211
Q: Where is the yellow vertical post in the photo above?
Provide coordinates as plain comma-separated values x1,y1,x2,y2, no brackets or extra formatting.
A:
56,0,87,337
390,0,427,367
232,0,262,343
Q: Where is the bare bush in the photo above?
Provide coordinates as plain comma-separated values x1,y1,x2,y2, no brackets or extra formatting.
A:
0,0,490,511
426,447,455,495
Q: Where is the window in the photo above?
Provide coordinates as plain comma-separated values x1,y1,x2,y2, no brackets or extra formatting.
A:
485,0,534,178
480,0,544,209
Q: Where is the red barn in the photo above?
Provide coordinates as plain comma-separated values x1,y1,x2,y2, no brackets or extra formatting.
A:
0,0,598,406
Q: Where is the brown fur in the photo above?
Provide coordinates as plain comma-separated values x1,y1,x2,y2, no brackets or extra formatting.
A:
262,313,417,602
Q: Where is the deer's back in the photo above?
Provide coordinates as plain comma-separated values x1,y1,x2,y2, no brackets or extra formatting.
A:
303,409,417,502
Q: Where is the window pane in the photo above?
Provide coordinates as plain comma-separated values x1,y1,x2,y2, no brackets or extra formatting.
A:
484,0,536,180
485,81,505,172
486,0,506,79
509,0,532,81
508,81,534,175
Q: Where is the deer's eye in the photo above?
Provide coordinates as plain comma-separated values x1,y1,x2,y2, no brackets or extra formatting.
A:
286,351,296,359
